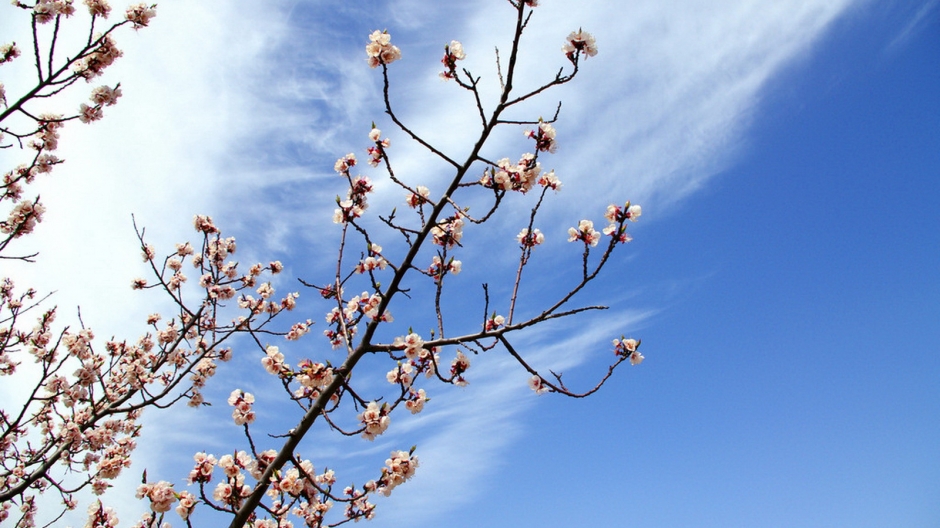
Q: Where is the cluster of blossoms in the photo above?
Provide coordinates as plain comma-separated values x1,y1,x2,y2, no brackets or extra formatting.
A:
375,450,419,496
84,501,119,528
481,154,542,193
525,121,558,153
333,151,376,224
405,185,430,208
365,30,401,68
78,84,122,123
427,254,461,282
568,219,601,247
135,480,176,513
367,127,390,167
83,0,111,18
358,401,391,441
563,29,598,62
517,227,545,248
355,243,388,275
613,337,644,366
0,42,20,68
29,0,76,23
450,350,471,386
74,33,122,81
30,114,63,151
602,201,642,243
431,214,465,248
228,389,256,425
439,40,465,80
1,199,46,238
124,2,156,29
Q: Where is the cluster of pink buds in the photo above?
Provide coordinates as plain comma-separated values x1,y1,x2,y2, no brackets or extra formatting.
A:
439,40,465,80
365,30,401,68
613,337,644,365
563,29,598,62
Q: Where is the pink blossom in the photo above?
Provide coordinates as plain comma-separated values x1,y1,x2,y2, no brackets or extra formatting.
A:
563,29,598,62
440,40,465,80
366,30,401,68
358,401,390,440
525,121,557,153
528,375,550,395
124,3,156,29
83,0,111,18
406,185,430,207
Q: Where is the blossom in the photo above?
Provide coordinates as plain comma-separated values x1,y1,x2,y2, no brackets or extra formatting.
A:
334,153,356,174
83,0,111,18
431,215,464,248
1,43,21,64
450,350,471,386
528,375,549,395
90,84,122,106
406,185,430,208
136,481,176,513
480,154,541,193
517,227,545,248
484,314,505,331
525,121,557,153
228,389,256,425
366,30,401,68
440,40,465,80
613,337,643,365
378,450,419,496
262,345,285,375
405,388,429,414
358,401,390,440
567,219,601,247
563,29,598,62
125,3,156,29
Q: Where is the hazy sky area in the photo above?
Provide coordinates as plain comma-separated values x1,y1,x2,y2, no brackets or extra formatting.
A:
1,0,938,526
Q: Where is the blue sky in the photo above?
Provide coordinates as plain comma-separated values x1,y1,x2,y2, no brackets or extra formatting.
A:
1,0,938,526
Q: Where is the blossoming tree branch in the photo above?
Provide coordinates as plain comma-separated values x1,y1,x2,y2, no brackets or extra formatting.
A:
0,1,645,527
